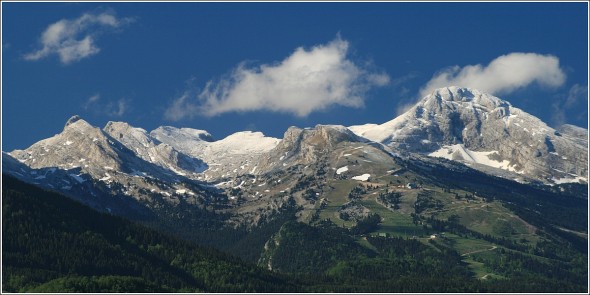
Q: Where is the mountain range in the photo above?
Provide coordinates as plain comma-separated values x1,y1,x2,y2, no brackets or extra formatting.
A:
2,87,588,292
4,87,586,216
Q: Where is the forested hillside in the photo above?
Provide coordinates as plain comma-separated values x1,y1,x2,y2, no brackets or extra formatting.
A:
2,175,295,293
2,175,587,292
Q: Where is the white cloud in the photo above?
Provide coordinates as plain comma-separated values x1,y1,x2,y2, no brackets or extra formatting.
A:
419,52,566,98
165,37,389,120
164,91,200,121
552,84,588,127
83,93,100,110
82,93,128,117
107,98,128,117
564,83,587,108
24,10,132,64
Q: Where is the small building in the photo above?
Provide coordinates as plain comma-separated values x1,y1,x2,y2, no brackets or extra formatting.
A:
406,182,418,189
430,234,439,239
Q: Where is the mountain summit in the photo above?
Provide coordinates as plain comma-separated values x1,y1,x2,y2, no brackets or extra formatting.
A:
349,86,587,183
3,88,587,222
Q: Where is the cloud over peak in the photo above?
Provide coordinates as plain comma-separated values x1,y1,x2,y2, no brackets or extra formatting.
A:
165,37,390,120
419,52,566,98
24,10,133,64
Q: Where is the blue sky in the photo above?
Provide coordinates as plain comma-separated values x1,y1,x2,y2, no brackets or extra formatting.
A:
2,2,588,151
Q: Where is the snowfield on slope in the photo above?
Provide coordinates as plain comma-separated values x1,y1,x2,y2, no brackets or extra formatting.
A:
352,174,371,181
336,166,349,175
428,144,518,172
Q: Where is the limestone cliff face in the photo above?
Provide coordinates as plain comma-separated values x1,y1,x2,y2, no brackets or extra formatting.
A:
350,87,588,183
103,121,207,174
10,117,127,179
256,125,362,173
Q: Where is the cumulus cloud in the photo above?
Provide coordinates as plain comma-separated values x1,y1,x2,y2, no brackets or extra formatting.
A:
24,10,132,64
419,52,566,98
165,37,389,120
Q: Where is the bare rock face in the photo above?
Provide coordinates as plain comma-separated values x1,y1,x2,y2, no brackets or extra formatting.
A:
257,125,361,173
103,121,207,174
349,87,588,183
557,124,588,147
10,116,126,179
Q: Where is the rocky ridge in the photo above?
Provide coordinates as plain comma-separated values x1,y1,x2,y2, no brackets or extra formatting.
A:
349,86,588,183
3,87,587,227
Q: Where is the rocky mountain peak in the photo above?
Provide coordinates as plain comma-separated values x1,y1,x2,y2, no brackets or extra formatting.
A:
314,124,360,145
151,126,214,143
258,124,362,172
419,87,511,117
348,87,587,184
65,115,82,127
280,125,359,151
63,115,95,132
104,121,158,148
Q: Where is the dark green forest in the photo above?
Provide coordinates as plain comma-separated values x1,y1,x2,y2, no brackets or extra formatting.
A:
2,175,588,292
2,175,295,293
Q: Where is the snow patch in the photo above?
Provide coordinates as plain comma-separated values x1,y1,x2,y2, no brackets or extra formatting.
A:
336,166,349,175
552,175,587,184
69,174,86,183
352,174,371,181
167,166,186,176
233,180,246,189
99,173,112,182
214,180,233,187
429,144,517,172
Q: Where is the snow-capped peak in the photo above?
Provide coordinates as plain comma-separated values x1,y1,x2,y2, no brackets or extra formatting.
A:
211,131,280,154
151,126,213,143
348,87,587,184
